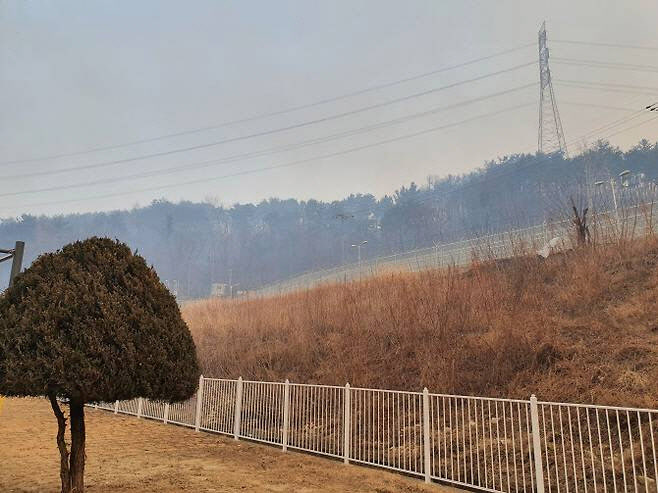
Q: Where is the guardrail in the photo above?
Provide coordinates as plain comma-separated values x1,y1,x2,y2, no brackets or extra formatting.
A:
92,376,658,493
254,202,656,296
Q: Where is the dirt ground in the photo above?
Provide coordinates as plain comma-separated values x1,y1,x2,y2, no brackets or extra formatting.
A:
0,397,455,492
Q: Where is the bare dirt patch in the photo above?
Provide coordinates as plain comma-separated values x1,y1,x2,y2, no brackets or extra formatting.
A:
0,397,454,492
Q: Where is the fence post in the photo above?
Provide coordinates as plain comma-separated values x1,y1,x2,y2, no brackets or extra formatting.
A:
163,403,170,424
195,375,204,432
114,400,119,415
423,388,431,484
530,394,545,493
233,376,243,440
137,398,143,418
343,383,351,464
282,379,290,452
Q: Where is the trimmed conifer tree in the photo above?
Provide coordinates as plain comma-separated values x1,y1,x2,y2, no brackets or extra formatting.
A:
0,237,200,493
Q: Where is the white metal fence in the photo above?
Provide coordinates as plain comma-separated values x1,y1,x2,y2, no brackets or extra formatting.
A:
92,376,658,493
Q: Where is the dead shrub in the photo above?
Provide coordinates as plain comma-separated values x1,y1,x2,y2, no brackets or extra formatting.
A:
183,236,658,407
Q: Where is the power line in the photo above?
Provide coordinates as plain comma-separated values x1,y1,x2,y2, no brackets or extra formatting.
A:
600,114,658,140
5,104,656,213
560,84,654,97
0,83,538,181
0,61,536,175
552,39,658,52
555,79,658,93
560,94,647,134
553,57,658,74
560,94,651,135
560,102,637,112
556,81,658,97
0,103,536,205
576,109,649,140
0,43,535,166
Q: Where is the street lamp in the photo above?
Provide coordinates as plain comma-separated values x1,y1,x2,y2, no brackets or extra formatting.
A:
595,179,619,222
594,170,633,224
351,240,368,263
351,241,367,280
619,169,631,188
433,240,442,267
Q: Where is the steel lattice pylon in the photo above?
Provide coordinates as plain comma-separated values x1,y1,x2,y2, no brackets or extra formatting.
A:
538,21,568,156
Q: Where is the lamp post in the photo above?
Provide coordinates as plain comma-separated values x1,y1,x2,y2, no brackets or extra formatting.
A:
595,170,632,226
351,240,367,280
351,240,367,263
433,241,442,267
619,169,631,187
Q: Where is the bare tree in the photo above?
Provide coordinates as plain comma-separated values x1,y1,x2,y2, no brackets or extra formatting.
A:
570,197,590,245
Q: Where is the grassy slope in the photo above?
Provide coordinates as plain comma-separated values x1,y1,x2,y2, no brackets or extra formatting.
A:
183,237,658,408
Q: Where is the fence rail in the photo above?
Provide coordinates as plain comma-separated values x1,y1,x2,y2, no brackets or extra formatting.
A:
254,200,657,296
92,377,658,493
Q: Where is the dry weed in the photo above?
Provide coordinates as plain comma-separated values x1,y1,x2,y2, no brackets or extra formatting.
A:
183,236,658,407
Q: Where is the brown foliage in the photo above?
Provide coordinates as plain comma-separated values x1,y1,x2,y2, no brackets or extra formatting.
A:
184,237,658,408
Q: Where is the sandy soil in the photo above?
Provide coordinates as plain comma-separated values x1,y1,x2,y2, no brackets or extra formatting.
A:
0,397,455,492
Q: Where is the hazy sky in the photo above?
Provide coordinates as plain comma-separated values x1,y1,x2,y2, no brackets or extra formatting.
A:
1,0,657,217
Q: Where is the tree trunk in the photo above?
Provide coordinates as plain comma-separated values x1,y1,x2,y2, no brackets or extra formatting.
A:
48,393,71,493
69,398,86,492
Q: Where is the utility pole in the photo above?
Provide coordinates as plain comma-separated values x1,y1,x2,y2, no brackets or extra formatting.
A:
0,241,25,288
538,21,568,156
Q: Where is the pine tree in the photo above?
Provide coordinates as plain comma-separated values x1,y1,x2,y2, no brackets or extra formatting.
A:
0,237,200,493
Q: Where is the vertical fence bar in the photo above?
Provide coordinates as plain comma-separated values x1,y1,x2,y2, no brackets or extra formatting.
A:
423,388,431,484
344,383,351,464
233,377,243,440
531,395,546,493
282,379,290,452
97,378,658,493
195,375,204,432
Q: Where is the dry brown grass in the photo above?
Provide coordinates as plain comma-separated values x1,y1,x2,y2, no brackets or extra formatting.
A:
183,236,658,408
1,398,447,492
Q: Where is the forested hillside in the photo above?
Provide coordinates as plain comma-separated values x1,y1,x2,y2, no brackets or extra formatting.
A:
1,139,657,297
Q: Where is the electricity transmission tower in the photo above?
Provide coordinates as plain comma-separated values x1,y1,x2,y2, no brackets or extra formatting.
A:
538,21,568,156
